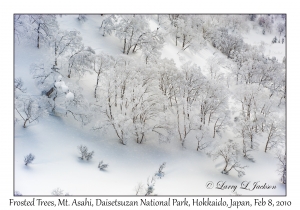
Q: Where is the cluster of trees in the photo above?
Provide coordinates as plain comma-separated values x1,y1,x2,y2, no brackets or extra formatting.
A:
90,55,230,148
100,15,165,64
15,15,94,126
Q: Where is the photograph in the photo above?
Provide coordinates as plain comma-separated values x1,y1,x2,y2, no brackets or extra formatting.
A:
14,14,286,196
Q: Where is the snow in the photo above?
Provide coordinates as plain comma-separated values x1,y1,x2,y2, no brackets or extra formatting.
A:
65,92,74,101
61,83,69,93
14,14,286,196
241,28,286,62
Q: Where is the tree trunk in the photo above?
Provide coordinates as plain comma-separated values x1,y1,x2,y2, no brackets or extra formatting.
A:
250,135,253,149
123,38,126,54
213,118,219,138
55,42,58,66
265,128,272,152
94,72,101,98
23,119,28,128
132,43,138,53
37,23,40,48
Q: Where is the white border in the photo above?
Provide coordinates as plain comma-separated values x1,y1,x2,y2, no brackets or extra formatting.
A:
2,0,298,209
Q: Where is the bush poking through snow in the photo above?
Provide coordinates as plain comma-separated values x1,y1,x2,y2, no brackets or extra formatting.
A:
14,191,22,196
24,153,35,166
155,162,166,179
78,145,94,161
145,176,156,196
51,188,64,196
51,188,69,196
98,161,108,170
85,151,94,161
78,145,87,160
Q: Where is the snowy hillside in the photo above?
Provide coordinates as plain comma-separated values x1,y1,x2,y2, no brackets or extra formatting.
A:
14,14,286,196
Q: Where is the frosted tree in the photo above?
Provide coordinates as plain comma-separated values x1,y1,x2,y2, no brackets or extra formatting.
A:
205,27,244,59
114,15,150,55
276,151,286,184
14,15,32,44
93,53,113,98
225,15,249,32
195,128,212,151
176,15,205,51
199,79,229,131
14,78,26,93
99,15,116,36
15,96,48,128
167,15,205,51
264,115,285,152
46,75,71,112
212,111,230,138
213,141,247,177
51,30,83,66
258,15,272,34
67,46,95,78
206,56,225,81
219,30,244,59
141,29,165,64
166,14,181,46
276,22,285,38
61,81,92,125
30,61,61,95
129,64,162,144
235,84,258,121
29,15,58,48
234,84,263,148
156,58,179,107
236,118,255,161
172,62,206,146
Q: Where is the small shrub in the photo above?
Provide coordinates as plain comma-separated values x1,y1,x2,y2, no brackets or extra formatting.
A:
145,176,156,196
52,188,64,196
52,188,69,196
98,161,108,170
14,191,22,196
155,162,166,179
78,145,94,161
85,151,94,161
24,153,35,166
